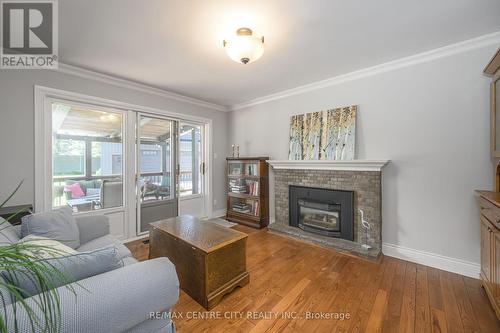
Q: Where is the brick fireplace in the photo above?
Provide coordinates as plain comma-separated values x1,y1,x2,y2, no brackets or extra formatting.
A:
266,160,389,259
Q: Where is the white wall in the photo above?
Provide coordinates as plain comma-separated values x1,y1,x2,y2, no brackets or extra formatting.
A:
229,44,497,268
0,69,229,214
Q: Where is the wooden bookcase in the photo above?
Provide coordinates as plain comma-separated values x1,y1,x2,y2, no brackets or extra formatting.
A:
226,157,269,229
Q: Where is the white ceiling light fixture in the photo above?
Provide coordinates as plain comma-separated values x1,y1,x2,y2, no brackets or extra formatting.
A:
223,27,264,65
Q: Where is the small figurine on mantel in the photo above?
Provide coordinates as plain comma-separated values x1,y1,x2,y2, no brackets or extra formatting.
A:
359,209,372,250
231,144,240,158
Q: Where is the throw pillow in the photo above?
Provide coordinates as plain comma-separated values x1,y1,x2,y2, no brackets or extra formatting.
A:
64,183,85,198
21,206,80,249
0,217,21,246
1,246,123,298
18,235,77,259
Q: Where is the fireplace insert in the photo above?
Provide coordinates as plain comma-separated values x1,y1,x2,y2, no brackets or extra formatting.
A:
289,185,353,240
298,199,341,237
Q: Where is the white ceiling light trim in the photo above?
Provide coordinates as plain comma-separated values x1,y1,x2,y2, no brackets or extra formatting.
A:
230,30,500,111
57,63,229,112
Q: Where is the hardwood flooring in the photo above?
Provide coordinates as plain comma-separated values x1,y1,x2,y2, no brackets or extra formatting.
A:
125,225,500,333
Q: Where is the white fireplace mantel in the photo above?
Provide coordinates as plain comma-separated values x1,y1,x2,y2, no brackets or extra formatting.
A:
266,160,390,172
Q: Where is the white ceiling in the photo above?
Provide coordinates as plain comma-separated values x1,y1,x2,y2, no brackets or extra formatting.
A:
60,0,500,108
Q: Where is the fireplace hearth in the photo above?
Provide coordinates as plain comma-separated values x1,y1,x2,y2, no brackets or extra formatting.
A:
289,185,353,241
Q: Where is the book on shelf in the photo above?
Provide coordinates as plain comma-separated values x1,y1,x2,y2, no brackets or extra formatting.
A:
229,179,260,196
252,201,260,215
233,202,250,208
232,202,252,213
233,208,251,213
247,181,259,196
231,201,259,215
230,167,241,175
229,179,248,193
246,164,257,176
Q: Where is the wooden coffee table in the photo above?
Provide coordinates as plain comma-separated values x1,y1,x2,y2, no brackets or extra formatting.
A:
149,215,249,309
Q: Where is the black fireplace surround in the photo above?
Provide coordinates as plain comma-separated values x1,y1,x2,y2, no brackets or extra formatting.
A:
289,185,354,241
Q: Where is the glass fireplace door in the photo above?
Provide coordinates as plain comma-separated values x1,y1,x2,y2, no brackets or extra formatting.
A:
298,199,341,237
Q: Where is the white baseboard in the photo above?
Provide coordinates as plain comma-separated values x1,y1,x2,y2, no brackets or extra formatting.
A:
211,209,227,218
382,242,480,279
235,215,480,278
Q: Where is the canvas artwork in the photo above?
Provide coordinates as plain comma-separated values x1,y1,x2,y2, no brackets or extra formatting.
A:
288,105,357,160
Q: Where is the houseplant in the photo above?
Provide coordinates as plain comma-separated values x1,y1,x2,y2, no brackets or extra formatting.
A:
0,181,74,333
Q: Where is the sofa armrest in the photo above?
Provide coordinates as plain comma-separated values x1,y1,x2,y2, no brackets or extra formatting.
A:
75,215,110,244
3,257,179,333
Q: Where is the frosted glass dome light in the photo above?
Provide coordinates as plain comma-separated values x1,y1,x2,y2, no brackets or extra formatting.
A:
223,28,264,65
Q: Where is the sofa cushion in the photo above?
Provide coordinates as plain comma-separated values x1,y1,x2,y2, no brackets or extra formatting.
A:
85,188,100,197
77,234,132,259
1,245,123,298
122,256,138,266
75,215,110,245
21,207,80,249
0,217,21,246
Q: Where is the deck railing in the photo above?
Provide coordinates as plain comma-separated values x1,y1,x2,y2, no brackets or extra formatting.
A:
53,171,196,207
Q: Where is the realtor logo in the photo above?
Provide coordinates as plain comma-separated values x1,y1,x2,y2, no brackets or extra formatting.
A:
1,0,58,69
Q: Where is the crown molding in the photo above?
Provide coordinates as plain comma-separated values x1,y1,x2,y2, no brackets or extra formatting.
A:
267,159,390,172
56,63,229,112
230,31,500,111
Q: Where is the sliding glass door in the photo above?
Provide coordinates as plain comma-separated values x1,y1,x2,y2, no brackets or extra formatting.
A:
40,91,210,240
137,114,177,234
178,122,206,217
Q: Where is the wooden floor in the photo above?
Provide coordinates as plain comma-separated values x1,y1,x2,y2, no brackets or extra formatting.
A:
126,225,499,333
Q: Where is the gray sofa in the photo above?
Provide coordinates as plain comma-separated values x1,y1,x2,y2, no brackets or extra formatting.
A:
0,215,179,333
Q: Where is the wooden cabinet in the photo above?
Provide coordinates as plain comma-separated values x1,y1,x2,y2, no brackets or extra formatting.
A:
485,48,500,158
484,48,500,191
481,217,493,283
226,157,269,229
494,231,500,309
477,48,500,319
477,192,500,320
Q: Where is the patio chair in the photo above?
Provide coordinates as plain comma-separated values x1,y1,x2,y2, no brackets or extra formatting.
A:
157,176,171,199
99,180,123,209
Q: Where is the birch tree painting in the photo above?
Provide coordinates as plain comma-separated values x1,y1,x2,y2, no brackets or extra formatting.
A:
288,105,357,160
288,114,304,160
